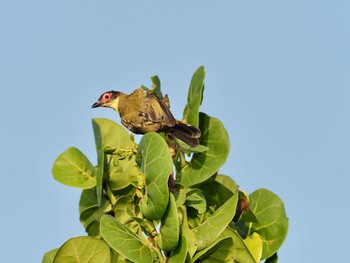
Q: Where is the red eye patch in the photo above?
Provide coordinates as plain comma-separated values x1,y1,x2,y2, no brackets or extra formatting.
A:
101,93,111,103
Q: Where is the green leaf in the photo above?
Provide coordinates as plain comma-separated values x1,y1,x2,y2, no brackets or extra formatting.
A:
136,132,173,220
194,192,238,251
100,215,154,263
265,253,278,263
42,248,58,263
179,113,230,187
247,189,289,260
244,232,263,263
177,139,209,155
52,147,96,189
92,118,135,204
179,205,198,257
113,195,140,233
53,236,111,263
215,174,238,194
150,75,163,99
183,66,205,127
79,189,112,236
109,156,139,191
198,175,236,207
220,227,256,263
169,235,188,263
191,237,235,263
185,189,207,214
158,193,180,251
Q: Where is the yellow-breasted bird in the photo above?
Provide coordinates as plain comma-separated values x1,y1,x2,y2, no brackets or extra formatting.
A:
91,88,201,147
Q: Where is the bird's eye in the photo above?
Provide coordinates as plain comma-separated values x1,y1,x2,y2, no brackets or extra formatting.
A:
104,94,110,99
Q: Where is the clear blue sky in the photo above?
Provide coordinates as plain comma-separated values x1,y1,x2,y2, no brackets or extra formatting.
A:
1,1,349,262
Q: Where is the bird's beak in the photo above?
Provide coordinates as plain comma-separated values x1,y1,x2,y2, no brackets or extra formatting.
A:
91,101,102,108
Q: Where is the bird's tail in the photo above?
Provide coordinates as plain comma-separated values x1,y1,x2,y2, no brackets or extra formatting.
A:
171,121,201,147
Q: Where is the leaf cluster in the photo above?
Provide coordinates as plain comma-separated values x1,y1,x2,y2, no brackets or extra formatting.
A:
44,67,288,263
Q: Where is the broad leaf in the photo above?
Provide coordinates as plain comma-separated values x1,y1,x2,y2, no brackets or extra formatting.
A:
100,215,154,263
220,227,256,263
92,118,135,204
158,193,180,251
244,232,263,263
136,132,173,220
247,189,288,260
191,237,235,263
185,189,207,214
52,147,95,189
42,248,58,263
183,66,205,127
194,192,238,251
179,113,230,187
169,235,188,263
198,174,236,207
109,156,139,191
53,236,111,263
215,174,238,194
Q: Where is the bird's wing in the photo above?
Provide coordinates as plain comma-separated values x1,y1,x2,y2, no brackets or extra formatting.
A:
143,91,176,127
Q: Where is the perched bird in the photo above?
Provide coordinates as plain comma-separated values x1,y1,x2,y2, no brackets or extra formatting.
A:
92,88,201,147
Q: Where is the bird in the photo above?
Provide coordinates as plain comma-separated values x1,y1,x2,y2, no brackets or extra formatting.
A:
91,88,201,147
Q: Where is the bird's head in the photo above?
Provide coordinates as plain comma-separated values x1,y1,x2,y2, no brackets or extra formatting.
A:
91,91,122,111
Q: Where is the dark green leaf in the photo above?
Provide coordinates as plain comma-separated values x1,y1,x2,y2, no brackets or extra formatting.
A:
179,113,230,187
194,192,238,251
247,189,289,260
136,132,173,220
53,236,111,263
198,175,235,207
158,193,180,251
100,215,154,263
183,66,205,127
215,174,238,194
52,147,95,189
185,189,207,214
42,248,58,263
265,253,278,263
192,237,235,263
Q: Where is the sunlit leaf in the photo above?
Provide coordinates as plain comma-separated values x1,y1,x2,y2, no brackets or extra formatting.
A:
136,132,173,220
100,215,154,263
52,147,95,189
220,227,256,263
244,232,263,263
183,66,205,127
92,118,135,205
179,113,230,187
169,235,188,263
247,189,289,260
42,248,58,263
194,192,238,251
158,193,180,251
191,237,235,263
53,236,111,263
